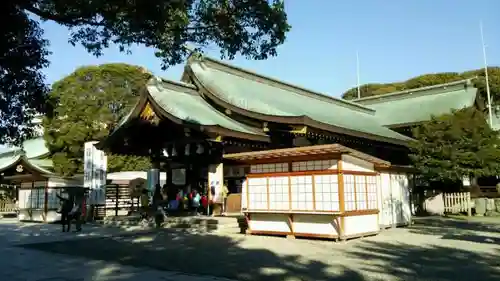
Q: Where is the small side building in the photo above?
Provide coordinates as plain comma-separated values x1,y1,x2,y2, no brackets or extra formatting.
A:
0,137,83,222
224,144,413,240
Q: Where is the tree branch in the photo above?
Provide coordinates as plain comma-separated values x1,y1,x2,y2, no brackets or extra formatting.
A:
22,5,104,26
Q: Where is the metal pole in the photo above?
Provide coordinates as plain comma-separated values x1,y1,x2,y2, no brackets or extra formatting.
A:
356,51,361,99
480,21,494,126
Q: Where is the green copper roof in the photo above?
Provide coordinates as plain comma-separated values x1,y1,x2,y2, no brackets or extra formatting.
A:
0,137,49,159
186,57,411,144
0,154,21,171
147,78,268,138
105,77,270,146
0,137,53,174
22,137,50,159
353,80,478,127
0,154,53,175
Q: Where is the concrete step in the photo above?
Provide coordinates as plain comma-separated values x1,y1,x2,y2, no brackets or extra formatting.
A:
98,215,243,234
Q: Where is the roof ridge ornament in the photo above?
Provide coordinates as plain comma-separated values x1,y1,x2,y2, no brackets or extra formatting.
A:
183,44,203,61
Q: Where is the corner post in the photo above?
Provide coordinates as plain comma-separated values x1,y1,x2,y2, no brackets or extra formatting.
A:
337,156,346,241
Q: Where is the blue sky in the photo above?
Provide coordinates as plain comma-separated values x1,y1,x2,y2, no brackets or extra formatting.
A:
41,0,500,97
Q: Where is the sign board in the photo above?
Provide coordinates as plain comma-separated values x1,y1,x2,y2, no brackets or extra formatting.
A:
84,141,107,205
172,169,186,185
208,163,224,203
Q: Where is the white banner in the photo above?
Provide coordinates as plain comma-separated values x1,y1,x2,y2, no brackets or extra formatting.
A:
84,141,107,205
208,163,224,203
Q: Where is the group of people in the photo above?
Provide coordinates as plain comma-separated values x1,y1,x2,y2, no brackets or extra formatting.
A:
140,184,207,216
56,193,83,233
139,182,229,219
53,181,232,232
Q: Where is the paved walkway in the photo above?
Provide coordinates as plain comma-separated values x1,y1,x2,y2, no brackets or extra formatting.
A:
2,217,500,281
0,220,237,281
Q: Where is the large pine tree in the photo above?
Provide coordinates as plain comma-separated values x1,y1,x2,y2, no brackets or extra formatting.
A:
43,63,152,176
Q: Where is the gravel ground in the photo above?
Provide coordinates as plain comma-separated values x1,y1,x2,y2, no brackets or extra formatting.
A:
19,217,500,281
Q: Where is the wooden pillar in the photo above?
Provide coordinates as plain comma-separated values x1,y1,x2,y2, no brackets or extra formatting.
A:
43,180,48,223
337,158,346,240
165,161,173,187
185,164,192,194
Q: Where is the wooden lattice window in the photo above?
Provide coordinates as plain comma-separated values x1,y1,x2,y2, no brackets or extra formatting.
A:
355,176,368,210
313,175,340,211
268,177,289,210
290,176,314,211
343,175,356,211
247,178,268,210
250,163,288,173
366,176,378,209
292,160,338,172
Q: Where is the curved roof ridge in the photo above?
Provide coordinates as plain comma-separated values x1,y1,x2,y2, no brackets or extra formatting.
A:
353,78,475,104
0,154,53,175
148,77,268,138
150,76,198,92
0,136,48,159
186,54,375,115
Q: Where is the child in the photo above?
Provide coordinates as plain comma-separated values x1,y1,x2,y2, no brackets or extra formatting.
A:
192,190,201,215
201,193,208,215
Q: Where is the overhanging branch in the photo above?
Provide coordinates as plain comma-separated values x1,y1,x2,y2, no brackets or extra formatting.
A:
22,5,104,26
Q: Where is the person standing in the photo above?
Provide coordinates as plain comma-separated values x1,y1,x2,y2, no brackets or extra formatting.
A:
221,183,229,216
57,193,74,232
140,188,149,220
72,196,83,232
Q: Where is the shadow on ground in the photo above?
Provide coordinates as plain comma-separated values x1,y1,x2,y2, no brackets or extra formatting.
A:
345,240,500,281
17,224,500,281
18,230,363,281
0,220,149,245
410,216,500,245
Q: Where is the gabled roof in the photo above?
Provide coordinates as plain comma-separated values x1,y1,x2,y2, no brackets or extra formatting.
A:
0,154,53,175
352,79,478,127
104,77,270,144
0,137,49,159
183,54,412,145
0,137,53,176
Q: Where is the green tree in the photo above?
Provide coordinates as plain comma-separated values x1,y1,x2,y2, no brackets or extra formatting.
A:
403,72,462,89
43,63,152,176
2,0,290,144
341,67,500,105
0,3,49,144
409,107,500,183
342,83,405,100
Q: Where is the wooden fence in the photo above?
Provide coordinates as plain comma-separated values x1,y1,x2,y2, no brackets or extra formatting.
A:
444,192,471,216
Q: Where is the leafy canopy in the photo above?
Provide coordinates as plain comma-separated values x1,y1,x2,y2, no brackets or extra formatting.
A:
2,0,290,144
410,107,500,183
1,1,49,144
43,63,152,176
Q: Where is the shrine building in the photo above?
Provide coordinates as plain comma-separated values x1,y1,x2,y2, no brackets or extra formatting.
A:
97,52,480,239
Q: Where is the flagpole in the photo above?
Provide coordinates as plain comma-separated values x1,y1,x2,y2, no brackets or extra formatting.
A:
480,21,493,126
356,51,361,99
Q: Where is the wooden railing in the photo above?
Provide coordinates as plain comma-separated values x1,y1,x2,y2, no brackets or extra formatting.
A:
444,192,471,216
0,201,18,214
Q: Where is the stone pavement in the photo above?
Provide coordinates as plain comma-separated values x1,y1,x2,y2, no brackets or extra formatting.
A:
2,217,500,281
0,220,238,281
